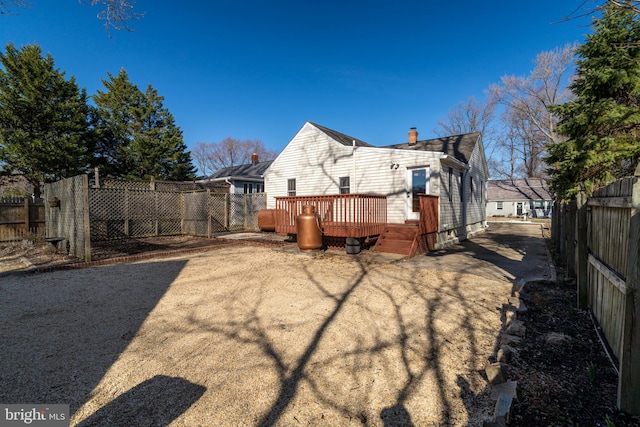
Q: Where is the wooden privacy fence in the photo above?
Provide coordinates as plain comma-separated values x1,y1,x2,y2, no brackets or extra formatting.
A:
0,197,45,241
45,175,265,262
552,168,640,414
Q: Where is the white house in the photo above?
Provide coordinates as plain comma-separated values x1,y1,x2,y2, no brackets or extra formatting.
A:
204,154,272,194
264,122,489,248
487,178,554,218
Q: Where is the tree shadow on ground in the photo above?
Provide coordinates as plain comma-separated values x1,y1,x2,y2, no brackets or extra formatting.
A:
423,222,551,284
76,375,205,427
177,248,507,425
0,260,193,420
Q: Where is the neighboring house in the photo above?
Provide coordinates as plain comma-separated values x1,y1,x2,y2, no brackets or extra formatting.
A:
487,178,554,218
264,121,489,248
203,153,272,194
0,174,35,198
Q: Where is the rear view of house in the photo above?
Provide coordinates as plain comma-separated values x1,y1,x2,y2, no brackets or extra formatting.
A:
264,122,488,250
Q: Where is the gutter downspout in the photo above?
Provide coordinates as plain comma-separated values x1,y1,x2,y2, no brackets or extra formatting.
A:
352,139,357,193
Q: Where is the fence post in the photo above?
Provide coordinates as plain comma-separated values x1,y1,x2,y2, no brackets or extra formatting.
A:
125,189,130,236
82,174,92,262
618,168,640,414
551,200,558,250
207,189,211,238
224,194,229,230
567,200,577,277
576,191,588,309
23,198,30,236
559,202,566,262
244,194,248,230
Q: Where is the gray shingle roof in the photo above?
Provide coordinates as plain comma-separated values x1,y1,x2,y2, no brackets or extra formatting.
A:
310,122,375,148
382,132,481,164
488,178,554,201
207,160,273,180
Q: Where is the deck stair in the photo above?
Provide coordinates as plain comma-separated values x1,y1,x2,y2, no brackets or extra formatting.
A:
374,221,427,257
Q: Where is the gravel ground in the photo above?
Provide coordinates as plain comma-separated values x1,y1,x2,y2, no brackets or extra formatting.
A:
0,243,512,426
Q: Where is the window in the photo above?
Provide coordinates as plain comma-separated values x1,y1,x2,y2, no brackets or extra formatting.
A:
497,201,504,210
339,177,350,194
256,183,264,193
243,183,253,194
448,167,453,202
459,171,464,200
470,177,473,198
287,179,296,196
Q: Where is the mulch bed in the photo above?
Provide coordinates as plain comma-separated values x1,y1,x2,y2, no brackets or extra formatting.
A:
509,277,640,426
90,235,237,260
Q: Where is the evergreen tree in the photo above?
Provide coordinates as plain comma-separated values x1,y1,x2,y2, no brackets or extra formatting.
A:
93,69,143,177
548,4,640,200
93,69,195,180
0,43,93,197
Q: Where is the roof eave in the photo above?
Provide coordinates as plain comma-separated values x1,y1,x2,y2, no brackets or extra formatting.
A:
440,154,470,170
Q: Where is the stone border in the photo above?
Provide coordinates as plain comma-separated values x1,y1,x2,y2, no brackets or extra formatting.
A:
482,282,531,426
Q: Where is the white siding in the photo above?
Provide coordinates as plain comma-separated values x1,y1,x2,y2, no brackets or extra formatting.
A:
264,123,444,224
466,139,488,228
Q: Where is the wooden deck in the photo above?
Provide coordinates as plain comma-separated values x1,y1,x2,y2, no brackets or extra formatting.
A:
274,194,387,238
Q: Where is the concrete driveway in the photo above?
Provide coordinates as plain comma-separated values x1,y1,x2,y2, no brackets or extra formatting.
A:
409,221,554,285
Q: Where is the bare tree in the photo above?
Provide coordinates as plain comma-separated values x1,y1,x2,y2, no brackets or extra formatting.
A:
435,96,499,176
489,43,576,178
85,0,143,32
0,0,143,31
434,96,496,137
493,108,548,179
193,138,278,178
0,0,27,15
563,0,640,20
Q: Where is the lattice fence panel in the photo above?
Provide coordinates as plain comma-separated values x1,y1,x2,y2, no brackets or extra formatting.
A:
156,192,183,235
208,194,228,233
87,180,265,241
183,191,209,236
90,188,182,240
227,193,266,231
44,175,87,260
246,193,266,230
90,188,126,240
127,190,158,238
100,178,151,191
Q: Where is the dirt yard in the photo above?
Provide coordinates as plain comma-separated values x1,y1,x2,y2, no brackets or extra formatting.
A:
0,241,512,426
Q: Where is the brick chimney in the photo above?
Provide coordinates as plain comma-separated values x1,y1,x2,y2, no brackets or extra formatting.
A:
251,152,258,165
408,127,418,145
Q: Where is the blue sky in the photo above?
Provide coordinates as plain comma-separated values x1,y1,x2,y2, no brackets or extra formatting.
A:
1,1,593,157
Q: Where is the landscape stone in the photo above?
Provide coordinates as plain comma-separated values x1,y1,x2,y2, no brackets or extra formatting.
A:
491,380,518,400
500,333,522,346
485,362,508,385
544,331,572,346
504,310,517,327
513,290,531,301
497,345,517,363
507,297,528,312
483,420,506,427
493,393,513,424
506,320,526,337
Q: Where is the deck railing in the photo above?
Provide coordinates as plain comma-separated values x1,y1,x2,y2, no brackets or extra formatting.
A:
274,194,387,238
